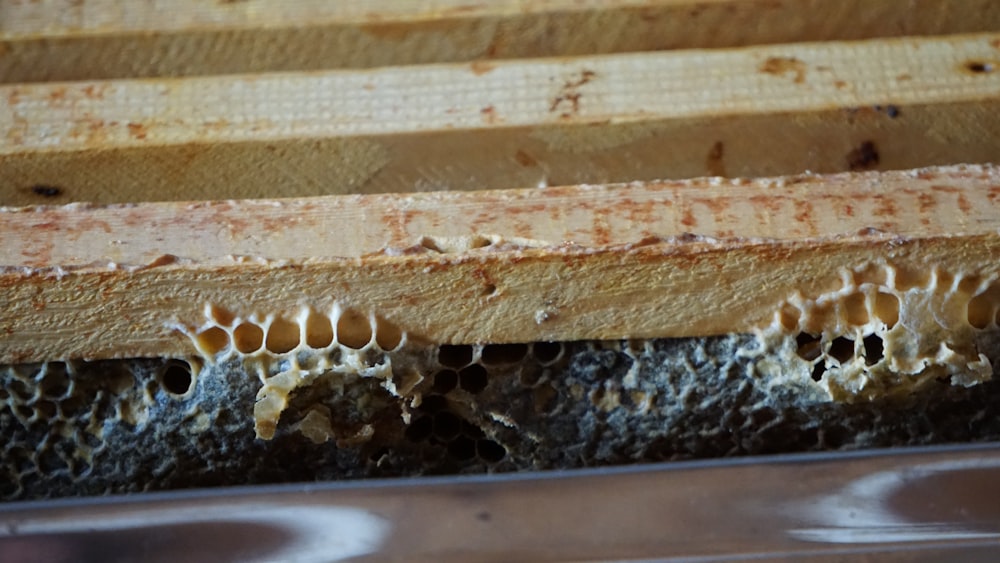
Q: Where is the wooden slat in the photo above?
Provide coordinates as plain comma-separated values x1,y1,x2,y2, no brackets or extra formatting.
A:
2,33,999,206
2,0,999,83
1,164,998,363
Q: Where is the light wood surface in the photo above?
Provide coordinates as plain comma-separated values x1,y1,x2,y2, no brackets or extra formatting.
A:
1,164,998,363
3,0,998,83
2,33,999,206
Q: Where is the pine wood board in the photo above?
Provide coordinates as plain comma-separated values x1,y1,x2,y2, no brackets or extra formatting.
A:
1,164,998,363
2,33,999,206
3,0,998,82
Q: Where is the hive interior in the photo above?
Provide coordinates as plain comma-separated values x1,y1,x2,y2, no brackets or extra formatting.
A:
2,262,1000,501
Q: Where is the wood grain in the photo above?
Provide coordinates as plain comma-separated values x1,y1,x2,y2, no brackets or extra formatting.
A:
2,33,999,206
3,0,999,83
1,164,998,363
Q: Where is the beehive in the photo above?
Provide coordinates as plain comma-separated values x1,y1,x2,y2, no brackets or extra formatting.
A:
2,1,1000,501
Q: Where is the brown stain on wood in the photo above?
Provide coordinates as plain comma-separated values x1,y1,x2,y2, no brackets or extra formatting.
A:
679,203,697,228
760,56,807,84
988,186,1000,204
470,60,496,76
127,122,148,140
917,193,936,213
957,193,973,214
847,141,880,171
705,141,726,176
514,149,538,168
550,70,596,118
871,194,898,218
80,84,106,99
480,105,499,125
793,200,814,225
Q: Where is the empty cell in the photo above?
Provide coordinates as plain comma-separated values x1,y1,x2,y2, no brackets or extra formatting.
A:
795,333,823,362
893,266,930,291
843,293,869,326
481,343,528,365
863,334,884,365
968,283,1000,329
432,370,459,394
828,337,855,363
532,341,562,364
374,319,403,351
160,361,194,396
448,435,476,461
304,310,334,349
779,303,801,331
33,400,57,420
459,365,489,394
232,323,264,353
874,292,900,329
438,345,474,368
207,304,236,326
433,411,462,441
404,416,433,442
195,326,230,355
38,364,70,399
477,439,507,463
265,317,301,354
336,309,372,349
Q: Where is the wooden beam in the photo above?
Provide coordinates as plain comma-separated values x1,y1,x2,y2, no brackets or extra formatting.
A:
2,0,998,83
3,33,999,206
1,164,998,364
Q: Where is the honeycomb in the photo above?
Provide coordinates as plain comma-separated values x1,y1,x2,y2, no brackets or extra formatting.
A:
2,263,1000,501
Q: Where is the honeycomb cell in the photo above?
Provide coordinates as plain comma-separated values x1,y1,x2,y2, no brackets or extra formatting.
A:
779,303,801,331
874,292,900,328
9,378,33,402
414,394,447,415
843,293,869,326
433,412,462,441
893,265,930,291
863,334,884,365
404,416,433,442
481,344,528,365
36,448,68,473
432,370,458,394
459,365,489,394
448,435,476,461
533,384,557,413
374,319,403,351
160,361,194,396
531,342,562,364
438,345,473,368
34,400,57,420
195,326,230,356
38,364,70,399
233,323,264,354
15,404,33,420
795,333,823,362
968,283,1000,329
477,439,506,462
265,317,301,354
461,420,486,439
828,337,855,364
337,309,372,349
207,304,236,326
304,310,334,349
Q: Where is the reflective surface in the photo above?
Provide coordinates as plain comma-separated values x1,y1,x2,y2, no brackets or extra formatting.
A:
2,444,1000,562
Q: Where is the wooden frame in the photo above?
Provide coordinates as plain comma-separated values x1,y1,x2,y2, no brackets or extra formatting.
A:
2,164,998,363
3,33,999,206
3,0,999,82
